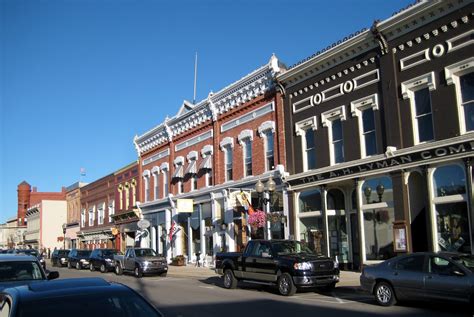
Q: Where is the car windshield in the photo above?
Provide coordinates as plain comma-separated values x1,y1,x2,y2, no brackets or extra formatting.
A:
271,241,317,256
103,250,122,256
58,250,70,256
17,289,160,317
451,255,474,273
135,249,157,257
77,251,91,257
0,261,44,281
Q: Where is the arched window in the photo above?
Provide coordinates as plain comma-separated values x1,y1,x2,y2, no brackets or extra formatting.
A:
299,189,322,212
433,164,466,197
327,189,345,210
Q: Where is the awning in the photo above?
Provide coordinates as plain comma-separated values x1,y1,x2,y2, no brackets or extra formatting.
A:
198,155,212,170
184,160,197,175
172,164,184,179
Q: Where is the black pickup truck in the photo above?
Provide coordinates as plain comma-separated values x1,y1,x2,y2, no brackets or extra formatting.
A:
215,239,339,296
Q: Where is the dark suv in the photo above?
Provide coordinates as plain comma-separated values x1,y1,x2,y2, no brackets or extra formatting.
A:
89,249,122,273
67,249,91,270
51,249,70,267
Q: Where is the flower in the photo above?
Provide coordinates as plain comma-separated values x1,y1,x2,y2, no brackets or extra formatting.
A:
248,210,266,228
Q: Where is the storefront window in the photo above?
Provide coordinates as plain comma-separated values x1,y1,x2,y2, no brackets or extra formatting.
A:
327,189,348,262
436,202,471,253
362,176,395,260
299,189,322,212
300,217,325,255
433,165,466,196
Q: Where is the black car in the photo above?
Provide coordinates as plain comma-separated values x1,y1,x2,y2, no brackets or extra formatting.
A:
67,249,91,270
360,252,474,307
13,249,46,270
51,249,70,267
0,277,163,317
0,254,59,291
89,249,122,273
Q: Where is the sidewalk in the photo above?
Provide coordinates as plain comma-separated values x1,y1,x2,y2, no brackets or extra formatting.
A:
167,265,361,289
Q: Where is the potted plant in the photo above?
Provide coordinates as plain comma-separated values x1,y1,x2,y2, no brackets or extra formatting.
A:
172,255,185,266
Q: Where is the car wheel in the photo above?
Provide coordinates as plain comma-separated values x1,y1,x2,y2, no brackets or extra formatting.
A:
76,262,81,270
90,263,95,271
100,264,106,273
68,262,72,269
223,269,238,289
115,264,123,275
374,281,397,306
134,266,143,278
159,272,167,277
278,273,297,296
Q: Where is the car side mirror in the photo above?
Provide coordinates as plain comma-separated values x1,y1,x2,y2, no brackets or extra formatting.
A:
47,271,59,280
261,252,272,258
452,269,465,277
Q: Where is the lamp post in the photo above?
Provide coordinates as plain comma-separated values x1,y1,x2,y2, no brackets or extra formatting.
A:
160,228,167,256
62,223,67,250
255,177,276,239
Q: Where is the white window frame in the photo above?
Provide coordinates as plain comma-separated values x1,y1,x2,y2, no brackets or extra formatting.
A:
108,200,114,223
88,206,95,226
220,137,234,182
201,146,213,188
238,130,254,178
350,94,379,158
142,170,151,202
97,203,105,225
295,116,317,172
161,163,169,197
81,209,86,228
445,57,474,135
321,106,346,165
258,121,276,172
124,182,130,210
131,179,137,206
401,72,436,145
152,166,160,200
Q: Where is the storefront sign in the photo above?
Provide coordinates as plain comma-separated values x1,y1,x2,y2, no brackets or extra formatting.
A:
177,199,193,213
393,221,407,252
229,191,251,209
289,141,474,187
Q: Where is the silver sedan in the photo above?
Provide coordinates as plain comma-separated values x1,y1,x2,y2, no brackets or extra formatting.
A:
360,252,474,307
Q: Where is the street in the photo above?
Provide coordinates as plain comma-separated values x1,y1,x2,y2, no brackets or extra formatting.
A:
52,266,472,317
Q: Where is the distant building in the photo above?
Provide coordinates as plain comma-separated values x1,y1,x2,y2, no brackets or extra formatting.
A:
0,217,27,249
64,182,87,249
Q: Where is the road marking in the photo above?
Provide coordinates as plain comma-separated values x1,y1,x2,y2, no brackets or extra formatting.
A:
331,291,344,304
199,286,215,289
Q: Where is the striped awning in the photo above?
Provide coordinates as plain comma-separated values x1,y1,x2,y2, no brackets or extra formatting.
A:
198,155,212,170
184,160,197,175
172,164,184,179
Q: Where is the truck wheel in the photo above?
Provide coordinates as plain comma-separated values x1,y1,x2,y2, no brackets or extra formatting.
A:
374,281,397,306
90,263,95,272
278,273,297,296
115,264,123,275
67,262,72,269
134,266,143,278
100,264,106,273
76,262,81,270
223,269,237,289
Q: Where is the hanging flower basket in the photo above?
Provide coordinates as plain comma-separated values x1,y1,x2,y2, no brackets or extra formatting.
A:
248,210,266,228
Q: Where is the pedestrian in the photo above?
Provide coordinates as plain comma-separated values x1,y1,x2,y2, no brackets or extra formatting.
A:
195,251,201,267
48,248,51,259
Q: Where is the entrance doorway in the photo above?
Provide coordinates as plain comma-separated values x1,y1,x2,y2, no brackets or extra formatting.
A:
408,171,429,252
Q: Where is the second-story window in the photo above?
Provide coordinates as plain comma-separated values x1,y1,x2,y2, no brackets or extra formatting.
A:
185,153,198,191
152,169,159,200
81,209,86,228
322,106,346,165
243,138,252,177
163,169,169,196
88,207,94,226
296,117,317,172
143,171,151,203
225,146,233,181
361,108,376,156
199,146,213,187
460,72,474,132
172,157,184,194
414,88,434,143
192,175,198,191
305,129,316,169
264,131,275,171
98,203,105,225
124,183,130,210
108,200,114,223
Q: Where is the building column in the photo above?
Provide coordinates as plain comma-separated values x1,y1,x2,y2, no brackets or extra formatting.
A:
321,185,330,257
390,171,412,253
282,188,290,239
356,179,366,268
426,167,437,252
165,208,172,263
187,219,193,262
200,205,206,266
294,191,301,241
157,225,163,255
223,190,235,252
211,193,220,255
465,158,474,255
264,192,271,240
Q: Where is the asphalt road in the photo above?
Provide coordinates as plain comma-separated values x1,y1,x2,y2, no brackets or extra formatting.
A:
52,266,472,317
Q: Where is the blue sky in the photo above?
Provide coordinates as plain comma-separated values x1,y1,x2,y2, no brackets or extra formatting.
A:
0,0,413,223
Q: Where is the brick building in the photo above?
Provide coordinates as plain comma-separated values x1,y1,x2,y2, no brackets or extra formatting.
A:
64,182,87,249
278,0,473,269
78,174,115,249
111,161,140,252
134,55,288,264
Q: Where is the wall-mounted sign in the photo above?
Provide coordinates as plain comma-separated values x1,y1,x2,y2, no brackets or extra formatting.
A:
393,221,408,252
177,199,193,213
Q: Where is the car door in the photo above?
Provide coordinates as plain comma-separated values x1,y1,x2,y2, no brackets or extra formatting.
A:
242,241,260,280
254,242,278,282
424,255,471,303
390,254,426,300
125,249,136,271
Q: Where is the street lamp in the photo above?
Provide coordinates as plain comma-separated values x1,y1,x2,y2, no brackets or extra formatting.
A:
255,177,276,210
62,223,67,250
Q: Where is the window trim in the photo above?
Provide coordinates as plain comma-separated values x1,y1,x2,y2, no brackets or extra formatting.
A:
401,72,436,145
238,131,253,178
295,116,317,172
258,121,275,172
445,57,474,134
351,94,379,158
220,137,234,182
321,106,346,165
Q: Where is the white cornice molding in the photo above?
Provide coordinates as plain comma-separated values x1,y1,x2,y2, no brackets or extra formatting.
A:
220,137,234,150
237,129,254,145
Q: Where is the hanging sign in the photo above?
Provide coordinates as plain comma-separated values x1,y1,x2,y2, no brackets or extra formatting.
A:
177,199,193,213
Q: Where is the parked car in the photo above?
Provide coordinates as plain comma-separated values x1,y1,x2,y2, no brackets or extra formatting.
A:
0,254,59,291
360,252,474,307
89,249,122,273
67,249,91,270
0,277,163,317
114,248,168,278
51,249,70,267
13,249,46,270
215,239,340,296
